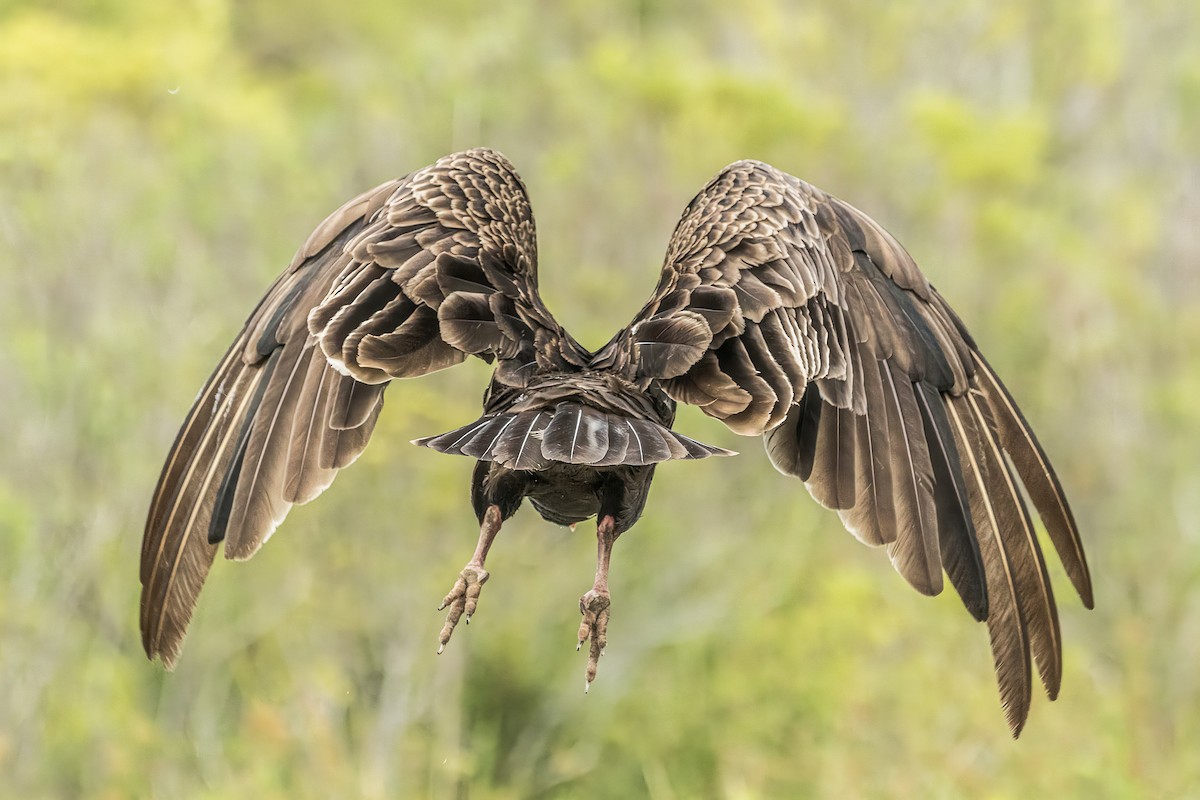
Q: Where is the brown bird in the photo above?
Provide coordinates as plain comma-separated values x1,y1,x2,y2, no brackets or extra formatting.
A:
141,148,1091,735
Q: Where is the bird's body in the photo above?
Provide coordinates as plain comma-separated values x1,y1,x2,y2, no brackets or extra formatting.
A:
478,459,652,531
438,370,712,533
141,148,1091,735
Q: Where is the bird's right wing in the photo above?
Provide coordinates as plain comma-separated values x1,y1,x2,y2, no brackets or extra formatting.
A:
600,160,1091,735
141,148,575,668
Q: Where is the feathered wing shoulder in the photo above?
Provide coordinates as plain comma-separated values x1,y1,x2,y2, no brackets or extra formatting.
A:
141,149,569,667
610,160,1092,734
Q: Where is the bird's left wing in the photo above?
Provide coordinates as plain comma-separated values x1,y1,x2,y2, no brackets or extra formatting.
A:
141,148,567,667
599,160,1091,734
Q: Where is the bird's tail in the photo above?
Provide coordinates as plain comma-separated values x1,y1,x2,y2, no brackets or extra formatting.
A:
413,402,736,470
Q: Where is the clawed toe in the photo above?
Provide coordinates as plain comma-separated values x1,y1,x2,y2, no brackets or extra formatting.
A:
437,564,489,653
577,589,611,688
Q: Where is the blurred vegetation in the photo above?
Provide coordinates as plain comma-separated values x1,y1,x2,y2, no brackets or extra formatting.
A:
1,0,1197,797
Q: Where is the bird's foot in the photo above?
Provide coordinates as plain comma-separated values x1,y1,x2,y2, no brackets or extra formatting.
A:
437,563,489,653
577,588,611,690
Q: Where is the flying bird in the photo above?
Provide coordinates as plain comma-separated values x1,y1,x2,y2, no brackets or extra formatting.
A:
141,148,1092,735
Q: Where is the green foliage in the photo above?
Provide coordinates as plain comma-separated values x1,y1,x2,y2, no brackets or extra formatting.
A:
2,0,1197,797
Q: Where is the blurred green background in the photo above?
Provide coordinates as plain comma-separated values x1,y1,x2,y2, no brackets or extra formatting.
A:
2,0,1196,797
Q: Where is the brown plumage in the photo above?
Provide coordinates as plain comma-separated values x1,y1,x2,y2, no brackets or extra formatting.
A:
141,148,1091,735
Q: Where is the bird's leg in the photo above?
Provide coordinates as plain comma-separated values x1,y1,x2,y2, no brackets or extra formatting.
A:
437,504,503,653
578,513,620,690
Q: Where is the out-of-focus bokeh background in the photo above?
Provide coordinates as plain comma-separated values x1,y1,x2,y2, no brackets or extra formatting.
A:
2,0,1196,797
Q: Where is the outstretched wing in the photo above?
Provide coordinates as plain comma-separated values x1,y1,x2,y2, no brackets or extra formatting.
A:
141,148,573,667
603,160,1092,735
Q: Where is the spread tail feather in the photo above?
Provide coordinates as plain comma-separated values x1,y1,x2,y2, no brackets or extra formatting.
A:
414,402,736,468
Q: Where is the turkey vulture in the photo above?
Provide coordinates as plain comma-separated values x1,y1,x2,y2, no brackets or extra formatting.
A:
141,148,1091,735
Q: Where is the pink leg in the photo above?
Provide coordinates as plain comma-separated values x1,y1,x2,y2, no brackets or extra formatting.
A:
577,514,619,690
437,504,503,653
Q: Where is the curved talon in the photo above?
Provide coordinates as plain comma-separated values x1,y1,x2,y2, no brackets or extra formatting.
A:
578,588,611,687
437,564,489,652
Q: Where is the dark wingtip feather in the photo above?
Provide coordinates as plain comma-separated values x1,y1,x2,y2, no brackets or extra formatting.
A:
973,354,1093,609
966,392,1063,701
141,339,255,668
878,361,942,596
914,382,988,621
946,394,1034,734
